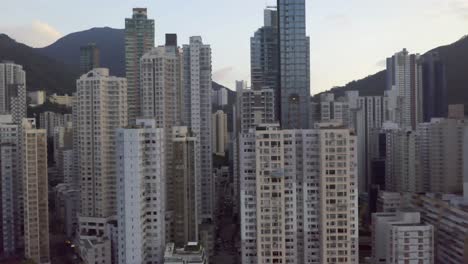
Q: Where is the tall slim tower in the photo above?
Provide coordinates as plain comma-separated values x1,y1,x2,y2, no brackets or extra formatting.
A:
22,119,50,264
125,8,155,124
277,0,311,129
0,116,20,256
386,49,423,129
80,43,100,74
172,126,198,247
251,8,279,118
183,36,213,221
140,37,184,236
76,68,127,219
116,119,166,264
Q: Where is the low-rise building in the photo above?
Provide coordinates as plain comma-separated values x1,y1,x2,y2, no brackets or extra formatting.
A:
372,211,434,264
164,242,207,264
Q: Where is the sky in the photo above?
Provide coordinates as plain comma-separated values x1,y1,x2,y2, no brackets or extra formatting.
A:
1,0,468,94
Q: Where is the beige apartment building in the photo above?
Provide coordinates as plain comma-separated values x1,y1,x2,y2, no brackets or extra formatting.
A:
22,119,50,264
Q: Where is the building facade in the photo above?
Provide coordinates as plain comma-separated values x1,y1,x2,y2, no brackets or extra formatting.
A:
386,49,423,129
278,0,310,129
240,124,358,264
372,211,434,264
183,36,213,221
0,116,20,256
22,120,50,264
80,43,100,74
212,110,228,156
125,8,155,123
116,119,166,264
0,61,26,124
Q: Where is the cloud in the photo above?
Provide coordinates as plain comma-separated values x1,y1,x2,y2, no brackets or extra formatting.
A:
376,59,387,68
0,20,62,48
213,66,234,82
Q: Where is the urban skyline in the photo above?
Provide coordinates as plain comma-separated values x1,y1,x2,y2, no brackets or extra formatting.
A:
1,1,468,264
2,0,468,93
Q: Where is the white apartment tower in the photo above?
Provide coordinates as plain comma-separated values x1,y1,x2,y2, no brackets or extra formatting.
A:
22,119,50,264
386,49,423,129
75,68,127,218
183,36,213,221
140,41,184,241
239,124,358,264
372,211,434,264
116,119,166,264
0,61,26,124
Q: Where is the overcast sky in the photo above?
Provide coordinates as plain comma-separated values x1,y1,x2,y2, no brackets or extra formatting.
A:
1,0,468,94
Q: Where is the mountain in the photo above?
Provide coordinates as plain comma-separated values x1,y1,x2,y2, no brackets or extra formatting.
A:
36,27,125,77
0,34,77,94
315,35,468,110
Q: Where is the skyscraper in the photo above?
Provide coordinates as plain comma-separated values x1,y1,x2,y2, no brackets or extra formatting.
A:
125,8,155,124
240,124,358,264
171,126,198,247
80,43,100,74
318,127,359,264
183,36,213,221
251,8,279,118
116,119,166,264
212,110,228,156
386,49,423,129
76,68,127,218
421,51,448,122
278,0,311,129
0,115,20,256
0,61,26,124
22,119,50,264
140,38,184,239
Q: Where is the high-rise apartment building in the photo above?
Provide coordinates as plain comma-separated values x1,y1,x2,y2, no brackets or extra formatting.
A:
386,49,423,129
212,110,228,156
140,38,184,237
278,0,310,129
0,61,26,124
22,119,50,264
171,127,198,247
75,68,127,218
318,127,359,264
385,117,467,194
39,111,71,137
80,43,100,74
426,118,466,194
240,124,358,264
235,81,276,134
372,211,434,264
0,115,20,256
356,96,387,192
183,36,213,221
116,119,166,264
408,193,468,263
125,8,155,123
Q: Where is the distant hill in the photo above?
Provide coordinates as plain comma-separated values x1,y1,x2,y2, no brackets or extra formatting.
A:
36,27,125,77
315,35,468,111
0,34,77,94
